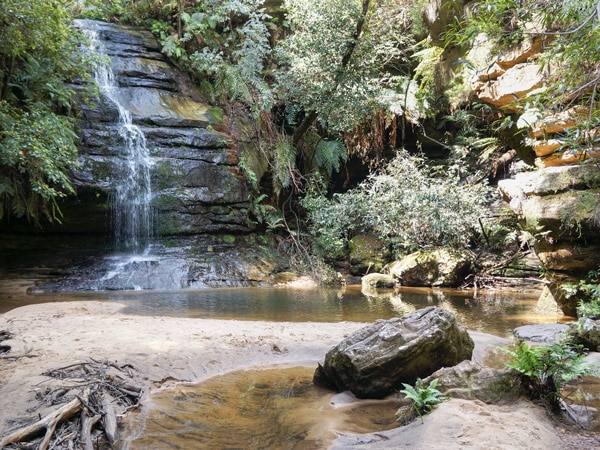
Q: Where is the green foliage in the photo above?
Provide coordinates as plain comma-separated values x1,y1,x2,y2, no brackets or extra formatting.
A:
309,137,348,177
0,103,78,221
74,0,176,24
302,150,491,258
0,0,93,223
500,340,595,410
275,0,415,134
412,41,443,96
398,378,445,421
271,135,299,194
156,0,275,117
562,268,600,319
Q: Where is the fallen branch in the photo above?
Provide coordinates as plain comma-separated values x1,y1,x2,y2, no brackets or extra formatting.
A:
0,394,83,450
81,410,101,450
0,350,38,360
102,392,119,445
0,360,143,449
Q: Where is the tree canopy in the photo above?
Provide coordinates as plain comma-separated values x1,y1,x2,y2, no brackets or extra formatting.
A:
0,0,92,223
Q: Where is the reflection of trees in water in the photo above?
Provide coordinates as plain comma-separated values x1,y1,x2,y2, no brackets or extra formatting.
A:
361,286,417,316
358,285,558,337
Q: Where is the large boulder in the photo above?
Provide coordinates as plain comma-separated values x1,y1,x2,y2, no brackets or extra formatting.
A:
389,247,472,287
348,234,389,276
313,306,474,398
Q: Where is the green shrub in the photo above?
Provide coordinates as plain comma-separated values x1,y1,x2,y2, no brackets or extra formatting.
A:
0,0,94,223
562,269,600,319
301,150,491,258
500,340,595,412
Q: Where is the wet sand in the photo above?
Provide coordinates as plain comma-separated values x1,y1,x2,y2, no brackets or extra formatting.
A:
0,301,589,448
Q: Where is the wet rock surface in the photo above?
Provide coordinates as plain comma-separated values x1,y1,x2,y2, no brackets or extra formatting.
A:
72,20,251,236
36,235,291,292
389,247,472,287
512,323,570,343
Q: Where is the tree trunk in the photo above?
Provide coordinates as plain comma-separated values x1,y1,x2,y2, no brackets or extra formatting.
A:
0,396,83,450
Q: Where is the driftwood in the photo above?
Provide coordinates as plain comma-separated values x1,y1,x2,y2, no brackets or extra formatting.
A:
102,392,120,445
0,360,142,450
0,395,83,450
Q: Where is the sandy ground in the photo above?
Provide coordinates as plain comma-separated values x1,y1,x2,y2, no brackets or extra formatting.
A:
0,301,596,449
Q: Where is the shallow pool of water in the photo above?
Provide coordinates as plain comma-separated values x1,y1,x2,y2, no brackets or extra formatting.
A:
0,279,569,338
121,366,403,450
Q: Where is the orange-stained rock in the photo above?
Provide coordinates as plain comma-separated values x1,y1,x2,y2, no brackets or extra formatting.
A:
530,105,589,138
530,139,563,157
535,149,600,168
477,63,544,111
495,35,546,69
535,242,600,272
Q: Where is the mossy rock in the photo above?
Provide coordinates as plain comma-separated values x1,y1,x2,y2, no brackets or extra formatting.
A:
389,247,472,287
348,234,390,276
222,234,236,244
361,273,396,289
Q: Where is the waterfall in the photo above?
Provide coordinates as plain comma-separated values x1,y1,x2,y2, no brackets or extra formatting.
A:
83,25,154,252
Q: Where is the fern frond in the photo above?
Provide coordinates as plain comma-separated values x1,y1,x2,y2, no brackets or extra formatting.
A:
314,139,348,176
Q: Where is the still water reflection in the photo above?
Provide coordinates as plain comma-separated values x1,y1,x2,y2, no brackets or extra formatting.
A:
113,285,566,338
1,281,567,338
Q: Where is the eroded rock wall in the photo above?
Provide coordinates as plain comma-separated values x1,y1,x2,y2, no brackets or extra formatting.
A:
424,0,600,280
73,20,252,236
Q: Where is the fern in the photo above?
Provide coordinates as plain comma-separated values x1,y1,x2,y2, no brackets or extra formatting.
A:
398,378,445,422
272,136,298,194
411,41,443,94
500,340,596,410
161,0,274,117
314,139,348,176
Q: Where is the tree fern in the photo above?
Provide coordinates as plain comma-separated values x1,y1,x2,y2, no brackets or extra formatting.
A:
412,40,443,94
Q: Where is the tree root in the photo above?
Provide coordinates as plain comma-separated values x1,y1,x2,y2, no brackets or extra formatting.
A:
0,360,143,449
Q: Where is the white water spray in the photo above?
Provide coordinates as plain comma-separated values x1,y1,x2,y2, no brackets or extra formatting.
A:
84,26,154,252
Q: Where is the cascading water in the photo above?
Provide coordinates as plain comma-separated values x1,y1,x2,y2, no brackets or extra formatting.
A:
84,25,154,252
37,20,263,291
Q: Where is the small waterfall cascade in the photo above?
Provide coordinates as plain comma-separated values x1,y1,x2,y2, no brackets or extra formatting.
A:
37,20,268,292
83,25,154,252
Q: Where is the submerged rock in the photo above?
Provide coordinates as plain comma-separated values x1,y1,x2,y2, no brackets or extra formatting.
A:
513,324,570,343
313,306,474,398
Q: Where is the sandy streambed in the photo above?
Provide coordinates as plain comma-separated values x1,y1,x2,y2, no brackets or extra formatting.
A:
0,301,591,449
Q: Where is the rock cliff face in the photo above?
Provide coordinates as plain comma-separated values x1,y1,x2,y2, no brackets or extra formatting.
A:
74,19,251,237
427,1,600,280
0,20,292,291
